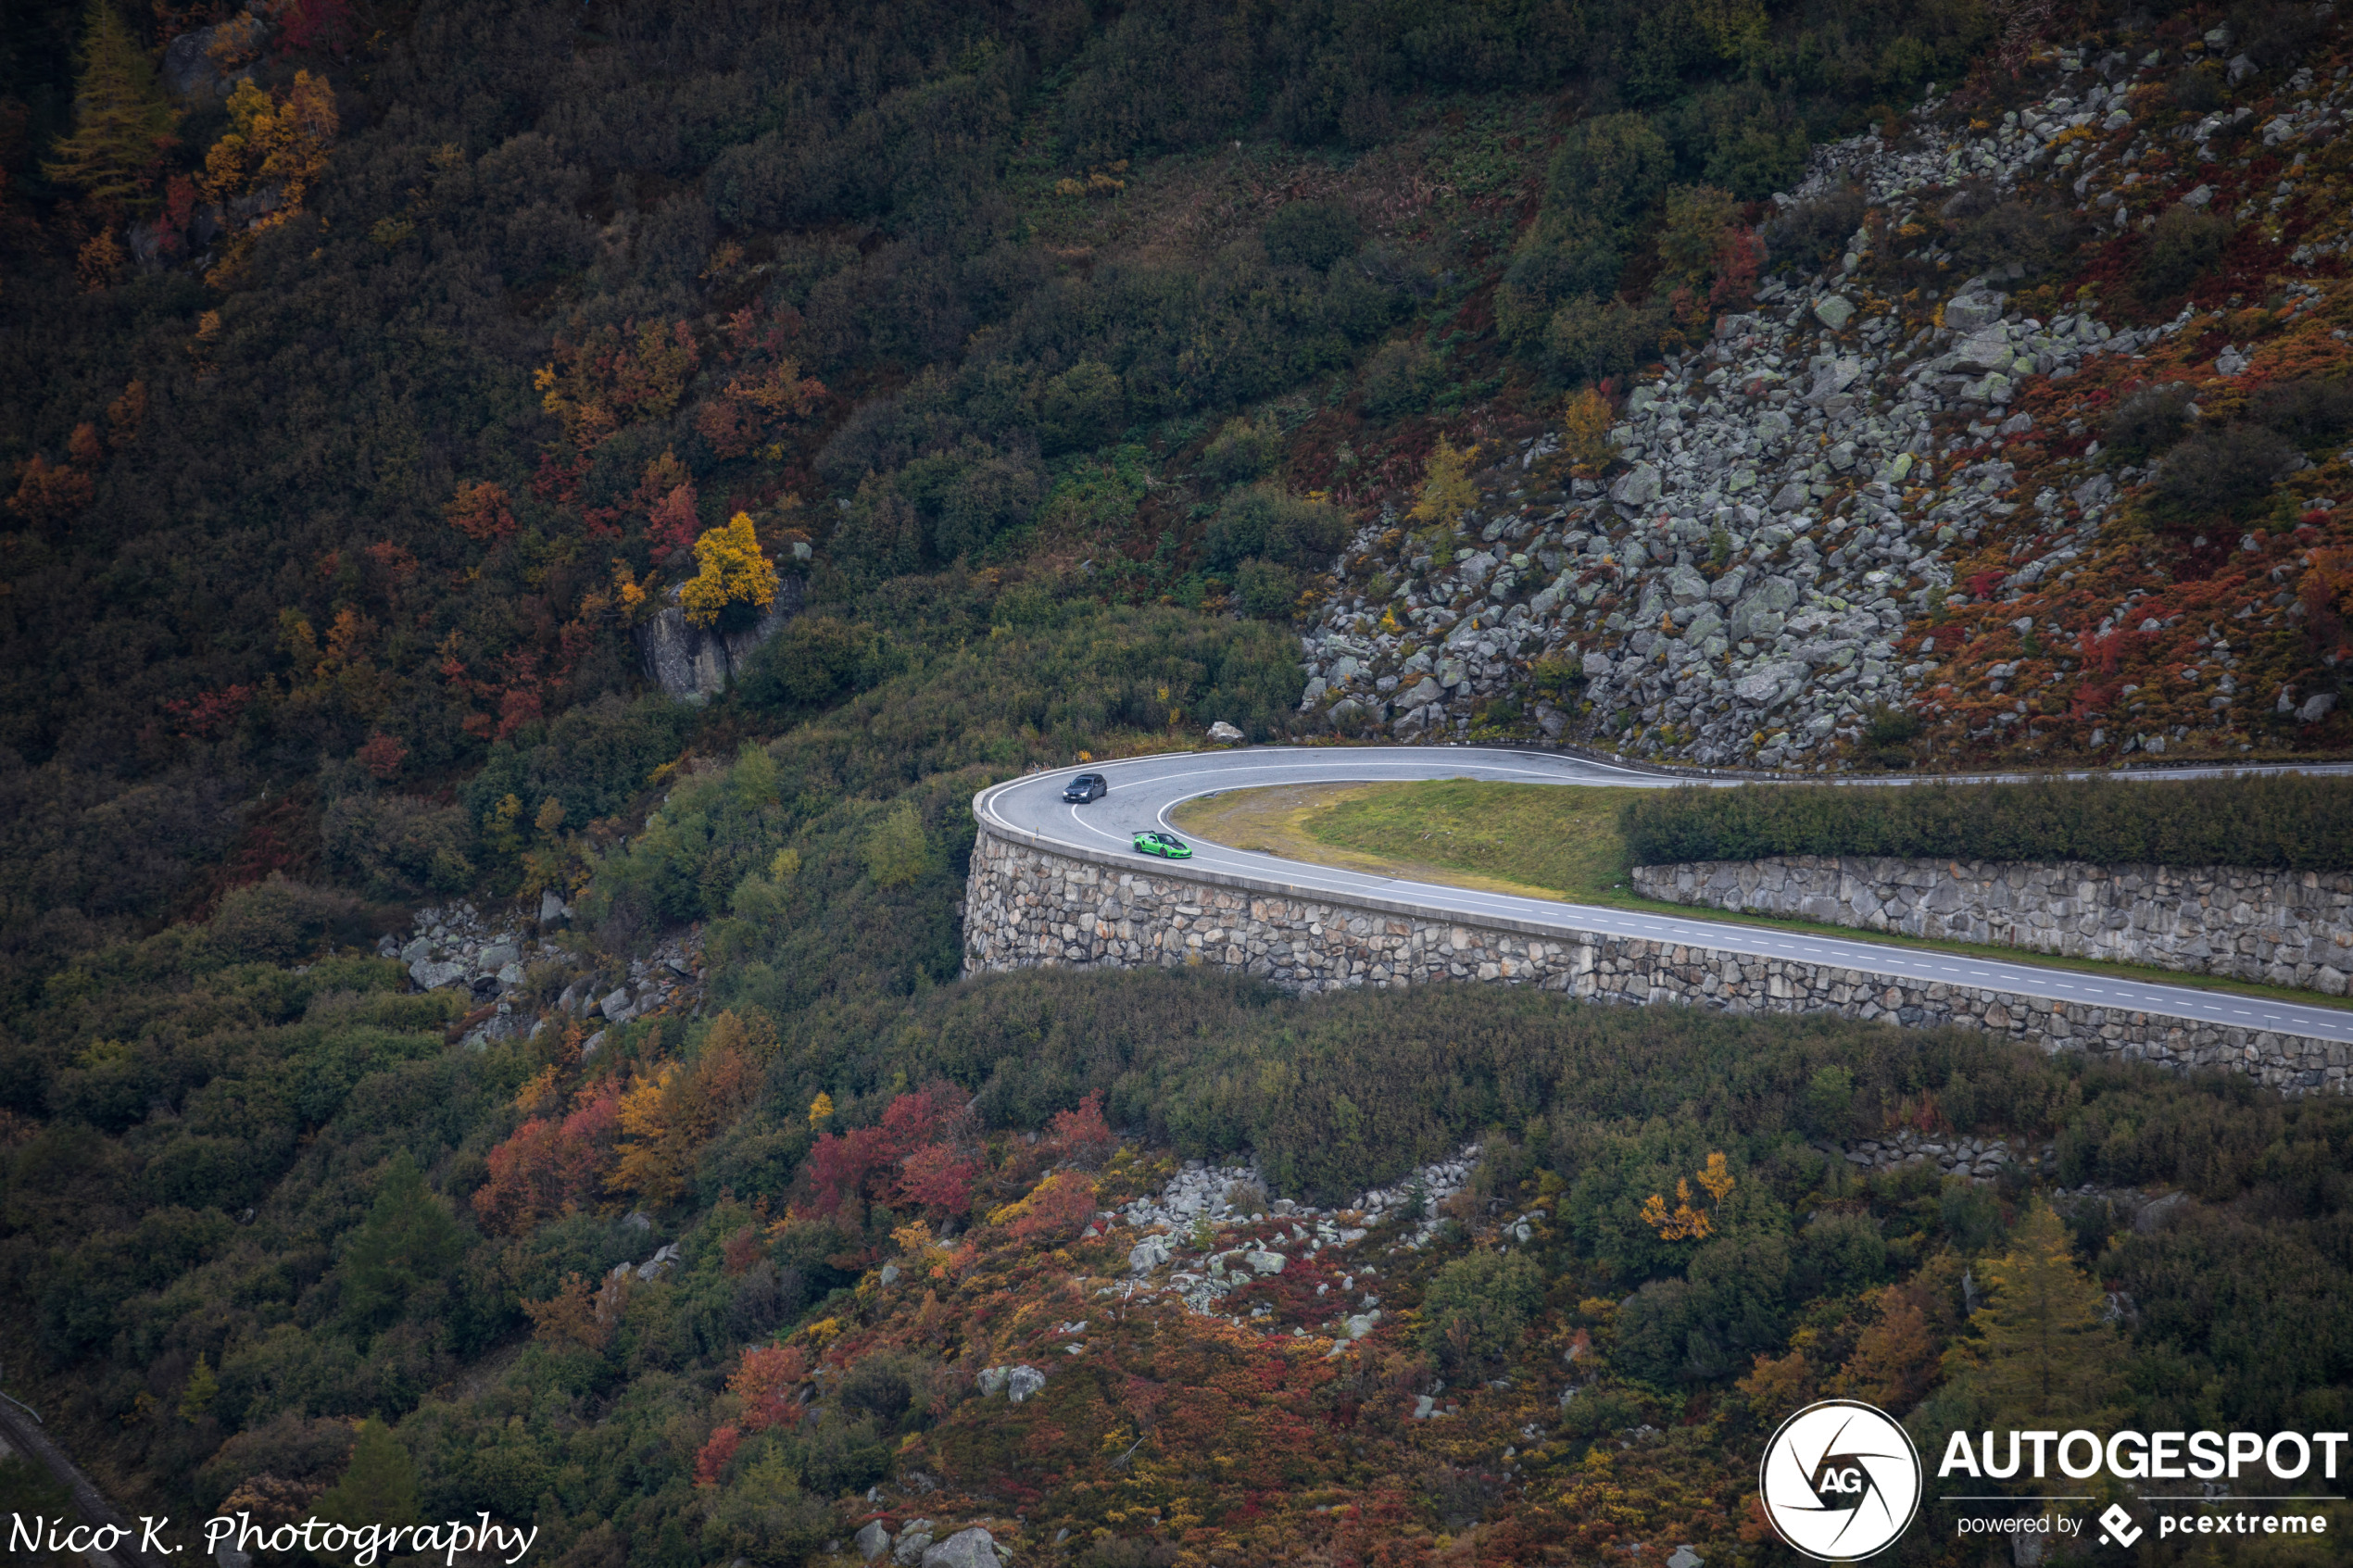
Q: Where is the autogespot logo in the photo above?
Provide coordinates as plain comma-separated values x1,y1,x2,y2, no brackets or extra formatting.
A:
1759,1399,1925,1562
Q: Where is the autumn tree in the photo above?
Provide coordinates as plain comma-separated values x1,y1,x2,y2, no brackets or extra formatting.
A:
1641,1151,1734,1240
1833,1284,1942,1411
472,1086,621,1234
106,380,148,444
44,2,179,211
536,320,700,453
698,357,826,459
444,479,517,542
1561,386,1616,475
682,512,780,628
1940,1201,2126,1447
607,1038,757,1203
994,1170,1100,1247
727,1344,809,1431
1042,1089,1115,1169
6,455,95,521
201,72,338,224
522,1272,610,1351
1406,435,1478,558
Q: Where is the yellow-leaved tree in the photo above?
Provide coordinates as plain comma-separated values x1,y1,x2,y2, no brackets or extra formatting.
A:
202,71,338,226
1561,387,1616,476
681,512,780,628
1641,1151,1734,1239
1406,435,1478,560
1941,1200,2126,1432
44,1,180,212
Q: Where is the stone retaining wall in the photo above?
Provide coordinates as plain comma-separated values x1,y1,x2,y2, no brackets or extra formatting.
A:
1628,856,2353,995
963,827,2349,1093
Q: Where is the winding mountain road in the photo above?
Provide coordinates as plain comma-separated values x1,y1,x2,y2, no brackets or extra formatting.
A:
973,746,2353,1046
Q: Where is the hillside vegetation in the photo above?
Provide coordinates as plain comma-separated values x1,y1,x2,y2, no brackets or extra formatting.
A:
7,0,2353,1562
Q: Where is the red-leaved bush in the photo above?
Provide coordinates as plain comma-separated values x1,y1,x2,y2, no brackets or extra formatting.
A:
727,1345,808,1431
472,1088,620,1235
692,1424,741,1488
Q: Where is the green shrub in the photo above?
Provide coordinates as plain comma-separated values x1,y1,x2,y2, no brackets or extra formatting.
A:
1542,294,1661,384
1801,1064,1856,1136
2232,0,2324,70
1792,1210,1888,1297
459,694,696,837
2102,383,2196,462
2169,62,2226,113
736,615,898,715
2250,377,2353,446
321,793,476,900
208,876,372,965
1616,1233,1791,1383
862,800,931,889
1762,186,1865,271
1547,112,1674,230
1358,337,1446,417
1202,483,1348,571
1235,558,1300,620
2152,421,2300,521
1263,201,1362,270
1038,360,1126,455
1199,415,1284,488
1418,1249,1545,1368
1497,113,1674,348
1944,193,2083,278
1621,774,2353,872
1529,657,1588,703
1661,81,1809,199
2139,203,2234,299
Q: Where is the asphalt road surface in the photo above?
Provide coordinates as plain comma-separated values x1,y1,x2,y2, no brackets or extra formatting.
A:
974,746,2353,1046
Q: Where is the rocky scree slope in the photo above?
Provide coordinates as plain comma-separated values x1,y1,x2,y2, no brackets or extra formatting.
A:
1299,20,2353,770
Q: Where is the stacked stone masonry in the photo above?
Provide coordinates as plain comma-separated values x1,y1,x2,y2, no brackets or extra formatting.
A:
1629,856,2353,995
963,828,2349,1092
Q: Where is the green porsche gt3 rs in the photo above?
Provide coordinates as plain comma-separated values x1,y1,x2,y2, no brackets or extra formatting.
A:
1132,830,1192,859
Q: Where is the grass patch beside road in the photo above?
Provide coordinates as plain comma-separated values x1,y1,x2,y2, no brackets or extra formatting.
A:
1307,779,1634,901
1170,777,2353,1014
1171,780,1624,903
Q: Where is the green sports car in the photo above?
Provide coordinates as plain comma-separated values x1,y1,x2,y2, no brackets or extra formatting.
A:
1132,830,1193,859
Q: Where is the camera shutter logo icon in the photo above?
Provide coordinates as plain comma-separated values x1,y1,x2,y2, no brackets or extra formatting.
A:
1757,1399,1924,1561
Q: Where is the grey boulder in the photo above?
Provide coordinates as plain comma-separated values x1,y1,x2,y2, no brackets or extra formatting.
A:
1609,462,1661,508
921,1528,1001,1568
1942,290,2007,333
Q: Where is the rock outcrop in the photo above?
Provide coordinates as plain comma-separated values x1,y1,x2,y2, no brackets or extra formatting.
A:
635,576,803,700
1294,42,2353,769
161,12,268,99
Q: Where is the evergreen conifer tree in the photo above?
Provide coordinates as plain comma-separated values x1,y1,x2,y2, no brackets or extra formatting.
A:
336,1152,465,1334
1940,1199,2127,1497
44,3,178,211
313,1418,421,1532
